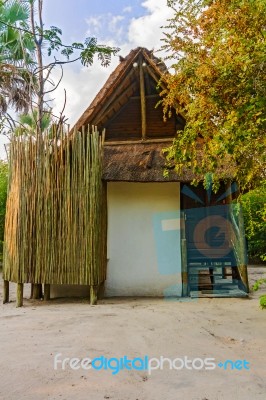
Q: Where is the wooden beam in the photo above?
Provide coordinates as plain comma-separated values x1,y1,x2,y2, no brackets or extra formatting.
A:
101,97,136,129
3,280,9,304
131,94,159,100
146,65,167,89
139,62,147,139
104,138,174,146
93,76,137,126
145,65,187,121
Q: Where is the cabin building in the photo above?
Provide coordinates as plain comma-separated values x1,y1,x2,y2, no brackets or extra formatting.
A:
3,47,248,307
71,47,248,299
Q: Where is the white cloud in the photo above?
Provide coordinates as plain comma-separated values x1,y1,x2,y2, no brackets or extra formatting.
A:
123,6,133,13
50,58,119,126
85,15,102,35
86,13,125,42
51,0,174,127
127,0,173,51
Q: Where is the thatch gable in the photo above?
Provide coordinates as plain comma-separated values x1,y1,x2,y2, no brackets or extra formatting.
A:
73,47,170,132
73,47,188,182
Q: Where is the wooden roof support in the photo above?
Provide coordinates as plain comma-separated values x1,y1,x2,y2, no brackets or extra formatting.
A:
94,79,137,126
104,138,173,146
139,60,147,140
146,65,167,90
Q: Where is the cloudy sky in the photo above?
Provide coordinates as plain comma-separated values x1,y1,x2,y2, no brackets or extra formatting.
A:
43,0,173,124
0,0,173,158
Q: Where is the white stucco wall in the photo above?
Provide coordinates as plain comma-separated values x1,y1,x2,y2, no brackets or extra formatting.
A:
105,182,182,297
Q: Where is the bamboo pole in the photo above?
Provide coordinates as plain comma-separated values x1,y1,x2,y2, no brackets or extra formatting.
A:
16,283,23,307
3,280,9,304
90,285,98,305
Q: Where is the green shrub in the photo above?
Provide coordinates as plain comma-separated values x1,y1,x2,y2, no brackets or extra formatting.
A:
241,182,266,262
253,278,266,309
260,295,266,309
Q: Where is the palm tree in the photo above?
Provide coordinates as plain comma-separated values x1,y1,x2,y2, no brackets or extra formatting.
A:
0,0,35,115
15,107,51,135
0,63,32,115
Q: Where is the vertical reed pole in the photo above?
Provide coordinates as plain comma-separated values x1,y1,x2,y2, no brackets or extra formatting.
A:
90,285,98,305
3,280,9,304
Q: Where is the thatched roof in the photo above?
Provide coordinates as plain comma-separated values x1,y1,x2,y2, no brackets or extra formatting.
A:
103,142,195,182
72,47,192,182
71,47,236,183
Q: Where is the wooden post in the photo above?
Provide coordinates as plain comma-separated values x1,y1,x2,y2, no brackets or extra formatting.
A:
32,283,42,299
90,285,98,305
30,283,34,299
3,280,9,304
227,182,249,292
139,60,147,139
44,284,50,301
238,210,249,293
181,239,189,296
16,283,23,307
98,282,105,300
226,182,235,281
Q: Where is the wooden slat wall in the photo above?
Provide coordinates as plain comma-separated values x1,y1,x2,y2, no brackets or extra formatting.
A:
105,98,142,140
146,97,176,138
105,96,178,141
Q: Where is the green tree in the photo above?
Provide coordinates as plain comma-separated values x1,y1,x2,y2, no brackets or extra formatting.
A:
241,183,266,262
14,107,51,135
0,0,35,116
162,0,266,191
0,0,119,134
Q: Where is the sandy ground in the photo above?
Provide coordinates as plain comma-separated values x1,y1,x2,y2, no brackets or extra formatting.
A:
0,266,266,400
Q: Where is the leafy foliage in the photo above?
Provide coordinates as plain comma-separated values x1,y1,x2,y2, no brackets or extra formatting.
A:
0,63,33,114
0,0,35,114
0,0,34,64
162,0,266,191
253,279,266,309
0,0,119,132
259,295,266,309
253,278,266,292
15,108,51,135
241,182,266,261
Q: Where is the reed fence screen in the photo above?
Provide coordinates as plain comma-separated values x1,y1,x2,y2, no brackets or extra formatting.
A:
3,127,107,286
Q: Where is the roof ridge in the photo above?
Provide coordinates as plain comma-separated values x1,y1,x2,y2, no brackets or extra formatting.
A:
71,47,168,132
